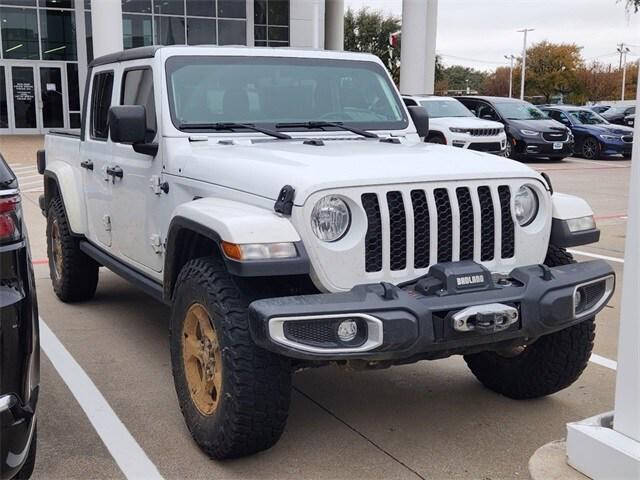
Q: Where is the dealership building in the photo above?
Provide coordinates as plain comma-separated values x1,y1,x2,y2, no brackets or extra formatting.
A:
0,0,353,134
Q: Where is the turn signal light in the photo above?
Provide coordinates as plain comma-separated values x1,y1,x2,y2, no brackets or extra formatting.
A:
221,241,297,261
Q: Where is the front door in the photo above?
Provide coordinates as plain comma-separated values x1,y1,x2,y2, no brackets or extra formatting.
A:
4,62,67,133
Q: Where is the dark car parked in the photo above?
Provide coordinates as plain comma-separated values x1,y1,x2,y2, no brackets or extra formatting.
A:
0,154,39,480
625,114,635,128
589,105,612,115
456,96,573,161
601,104,636,125
542,106,634,160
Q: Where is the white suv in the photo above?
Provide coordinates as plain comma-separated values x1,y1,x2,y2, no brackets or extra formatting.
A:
403,95,507,155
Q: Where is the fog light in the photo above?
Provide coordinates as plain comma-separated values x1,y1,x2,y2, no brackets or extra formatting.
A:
574,289,583,309
337,320,358,342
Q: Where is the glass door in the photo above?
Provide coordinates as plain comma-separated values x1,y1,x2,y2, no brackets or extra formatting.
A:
10,65,38,133
39,66,65,130
5,62,68,134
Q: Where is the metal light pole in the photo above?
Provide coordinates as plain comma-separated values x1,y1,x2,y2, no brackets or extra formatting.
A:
504,54,515,98
619,46,631,101
518,28,534,100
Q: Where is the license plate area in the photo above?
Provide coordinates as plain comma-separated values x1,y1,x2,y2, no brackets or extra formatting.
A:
553,142,563,150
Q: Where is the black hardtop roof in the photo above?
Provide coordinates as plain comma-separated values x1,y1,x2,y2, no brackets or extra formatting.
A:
89,46,163,67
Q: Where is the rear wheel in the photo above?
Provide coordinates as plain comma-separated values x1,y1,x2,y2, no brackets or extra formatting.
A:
582,137,601,160
463,246,595,399
170,257,292,459
46,197,99,302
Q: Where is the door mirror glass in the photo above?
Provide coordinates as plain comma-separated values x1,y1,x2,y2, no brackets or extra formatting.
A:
109,105,146,144
407,105,429,138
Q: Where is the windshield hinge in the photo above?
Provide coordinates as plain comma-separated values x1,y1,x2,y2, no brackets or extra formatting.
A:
274,185,295,216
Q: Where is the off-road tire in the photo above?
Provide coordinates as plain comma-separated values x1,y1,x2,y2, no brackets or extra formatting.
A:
14,424,36,479
46,197,99,302
170,257,292,459
464,245,595,399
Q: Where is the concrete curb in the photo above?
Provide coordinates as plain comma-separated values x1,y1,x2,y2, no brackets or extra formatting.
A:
529,440,589,480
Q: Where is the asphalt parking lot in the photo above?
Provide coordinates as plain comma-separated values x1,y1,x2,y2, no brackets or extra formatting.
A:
0,135,629,479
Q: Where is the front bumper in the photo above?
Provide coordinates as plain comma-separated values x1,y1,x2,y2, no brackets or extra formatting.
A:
600,139,633,156
513,137,573,158
249,260,614,361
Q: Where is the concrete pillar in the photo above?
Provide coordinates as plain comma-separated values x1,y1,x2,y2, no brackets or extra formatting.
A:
90,0,123,58
565,78,640,479
399,0,438,94
73,0,88,99
325,0,344,51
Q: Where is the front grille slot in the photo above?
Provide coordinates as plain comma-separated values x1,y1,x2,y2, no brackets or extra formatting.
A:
360,184,517,273
498,186,515,258
411,190,430,268
362,193,383,272
477,186,495,261
469,128,501,137
387,191,407,271
434,188,453,262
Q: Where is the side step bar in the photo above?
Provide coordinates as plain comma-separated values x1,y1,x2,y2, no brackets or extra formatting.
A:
79,241,166,304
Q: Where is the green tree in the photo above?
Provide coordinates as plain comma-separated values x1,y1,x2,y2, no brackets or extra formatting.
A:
344,7,401,83
521,41,583,102
440,65,488,93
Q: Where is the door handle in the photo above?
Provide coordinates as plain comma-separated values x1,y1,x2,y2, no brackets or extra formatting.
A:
80,160,94,170
106,165,123,183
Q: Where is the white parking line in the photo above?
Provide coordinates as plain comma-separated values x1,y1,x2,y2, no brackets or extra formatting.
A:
568,249,625,264
9,165,36,171
590,353,618,371
16,174,41,181
39,318,164,480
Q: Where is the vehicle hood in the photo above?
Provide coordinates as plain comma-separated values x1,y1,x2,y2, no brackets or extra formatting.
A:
506,118,568,133
431,117,504,129
175,138,541,204
573,124,634,136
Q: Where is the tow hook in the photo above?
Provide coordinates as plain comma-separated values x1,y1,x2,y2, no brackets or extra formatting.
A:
451,303,519,334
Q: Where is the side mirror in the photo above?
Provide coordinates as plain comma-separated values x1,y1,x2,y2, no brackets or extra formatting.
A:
109,105,146,144
109,105,158,156
408,105,430,138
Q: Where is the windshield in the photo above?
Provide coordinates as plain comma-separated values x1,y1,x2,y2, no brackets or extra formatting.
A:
494,101,546,120
165,56,407,131
419,99,474,118
568,110,608,125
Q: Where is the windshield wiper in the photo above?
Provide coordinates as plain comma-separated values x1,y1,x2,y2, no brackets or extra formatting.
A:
178,122,291,140
275,121,379,139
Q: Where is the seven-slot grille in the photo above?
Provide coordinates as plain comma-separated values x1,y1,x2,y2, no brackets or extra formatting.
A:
362,185,515,273
468,128,502,137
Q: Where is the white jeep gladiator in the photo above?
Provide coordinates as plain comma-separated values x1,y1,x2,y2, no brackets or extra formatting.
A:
38,46,615,459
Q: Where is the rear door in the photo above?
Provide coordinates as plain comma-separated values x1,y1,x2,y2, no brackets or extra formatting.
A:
109,64,165,274
81,69,115,248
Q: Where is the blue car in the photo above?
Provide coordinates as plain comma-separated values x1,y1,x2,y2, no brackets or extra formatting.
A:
543,106,634,160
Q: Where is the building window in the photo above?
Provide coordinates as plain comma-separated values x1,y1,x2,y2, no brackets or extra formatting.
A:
154,15,184,45
0,66,8,128
40,8,77,60
122,0,248,50
123,13,153,48
254,0,288,47
84,10,92,61
0,7,40,59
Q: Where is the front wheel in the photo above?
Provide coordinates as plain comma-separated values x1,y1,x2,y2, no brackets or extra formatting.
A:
581,137,601,160
463,246,595,399
170,257,292,459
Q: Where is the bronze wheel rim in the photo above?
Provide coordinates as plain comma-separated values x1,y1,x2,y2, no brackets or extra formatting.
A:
50,218,63,281
182,303,222,416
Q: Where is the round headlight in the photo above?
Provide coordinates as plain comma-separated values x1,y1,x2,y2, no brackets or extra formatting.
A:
311,196,351,242
514,185,539,226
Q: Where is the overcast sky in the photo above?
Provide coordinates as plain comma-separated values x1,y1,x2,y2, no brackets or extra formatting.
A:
344,0,640,71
